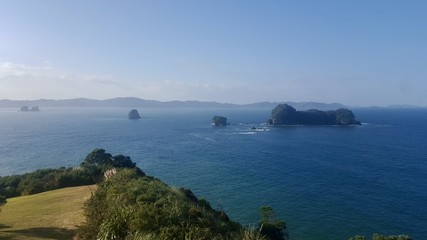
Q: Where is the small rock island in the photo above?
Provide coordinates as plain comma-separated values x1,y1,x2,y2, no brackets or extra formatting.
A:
19,106,40,112
267,104,361,126
128,109,141,120
30,106,40,111
19,106,29,112
212,115,228,126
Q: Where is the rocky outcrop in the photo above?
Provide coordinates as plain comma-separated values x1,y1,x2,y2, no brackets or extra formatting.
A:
19,106,40,112
128,109,141,120
19,106,30,112
30,106,40,111
212,116,228,126
268,104,361,126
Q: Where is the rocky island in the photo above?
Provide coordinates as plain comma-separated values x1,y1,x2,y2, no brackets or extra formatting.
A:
267,104,361,126
212,115,228,126
128,109,141,120
19,106,40,112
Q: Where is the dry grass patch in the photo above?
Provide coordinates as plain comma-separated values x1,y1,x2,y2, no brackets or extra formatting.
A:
0,185,95,240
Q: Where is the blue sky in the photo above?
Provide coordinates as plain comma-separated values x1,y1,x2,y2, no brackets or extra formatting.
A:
0,0,426,106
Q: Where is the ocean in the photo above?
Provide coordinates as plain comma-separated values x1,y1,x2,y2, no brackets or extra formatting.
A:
0,107,426,239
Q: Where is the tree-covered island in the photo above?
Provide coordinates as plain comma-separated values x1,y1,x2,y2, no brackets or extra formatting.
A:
267,104,361,126
212,115,228,126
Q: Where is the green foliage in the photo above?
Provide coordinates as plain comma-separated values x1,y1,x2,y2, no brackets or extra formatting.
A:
111,154,136,168
373,234,411,240
237,226,267,240
349,234,411,240
270,104,297,125
258,206,287,240
0,194,6,211
78,169,241,240
97,205,134,240
0,148,142,198
81,148,144,174
269,104,360,125
0,167,97,197
349,236,367,240
18,178,45,195
82,148,114,167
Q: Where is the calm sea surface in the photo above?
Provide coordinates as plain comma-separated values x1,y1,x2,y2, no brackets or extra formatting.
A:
0,107,426,239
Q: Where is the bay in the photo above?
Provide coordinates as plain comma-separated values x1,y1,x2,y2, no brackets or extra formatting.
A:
0,107,426,239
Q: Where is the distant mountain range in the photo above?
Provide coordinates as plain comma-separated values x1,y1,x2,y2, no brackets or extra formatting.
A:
0,97,348,110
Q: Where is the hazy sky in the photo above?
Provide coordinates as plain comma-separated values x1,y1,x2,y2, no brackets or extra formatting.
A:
1,1,426,106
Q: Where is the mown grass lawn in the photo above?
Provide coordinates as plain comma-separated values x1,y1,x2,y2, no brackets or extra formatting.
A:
0,185,95,240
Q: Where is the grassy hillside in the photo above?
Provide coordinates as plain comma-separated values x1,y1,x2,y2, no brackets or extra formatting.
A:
0,185,95,240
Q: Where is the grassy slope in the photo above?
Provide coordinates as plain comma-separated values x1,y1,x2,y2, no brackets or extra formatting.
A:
0,185,95,240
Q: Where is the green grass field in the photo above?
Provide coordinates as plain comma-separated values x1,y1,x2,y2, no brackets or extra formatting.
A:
0,185,95,240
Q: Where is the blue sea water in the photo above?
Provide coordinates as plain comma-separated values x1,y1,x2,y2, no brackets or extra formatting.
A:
0,107,426,239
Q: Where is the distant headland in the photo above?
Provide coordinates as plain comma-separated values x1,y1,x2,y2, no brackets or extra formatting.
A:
0,98,347,109
267,104,361,126
3,98,422,109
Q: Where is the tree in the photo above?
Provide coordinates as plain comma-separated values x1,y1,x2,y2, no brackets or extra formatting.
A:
82,148,113,167
112,155,136,168
258,206,288,240
0,194,7,214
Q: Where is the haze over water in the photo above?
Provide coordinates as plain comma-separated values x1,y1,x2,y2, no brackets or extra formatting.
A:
1,107,426,239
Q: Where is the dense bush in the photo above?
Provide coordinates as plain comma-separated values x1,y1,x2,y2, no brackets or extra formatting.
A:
0,148,142,198
77,168,243,239
259,206,288,240
268,104,361,125
0,167,98,197
349,234,411,240
0,194,6,208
